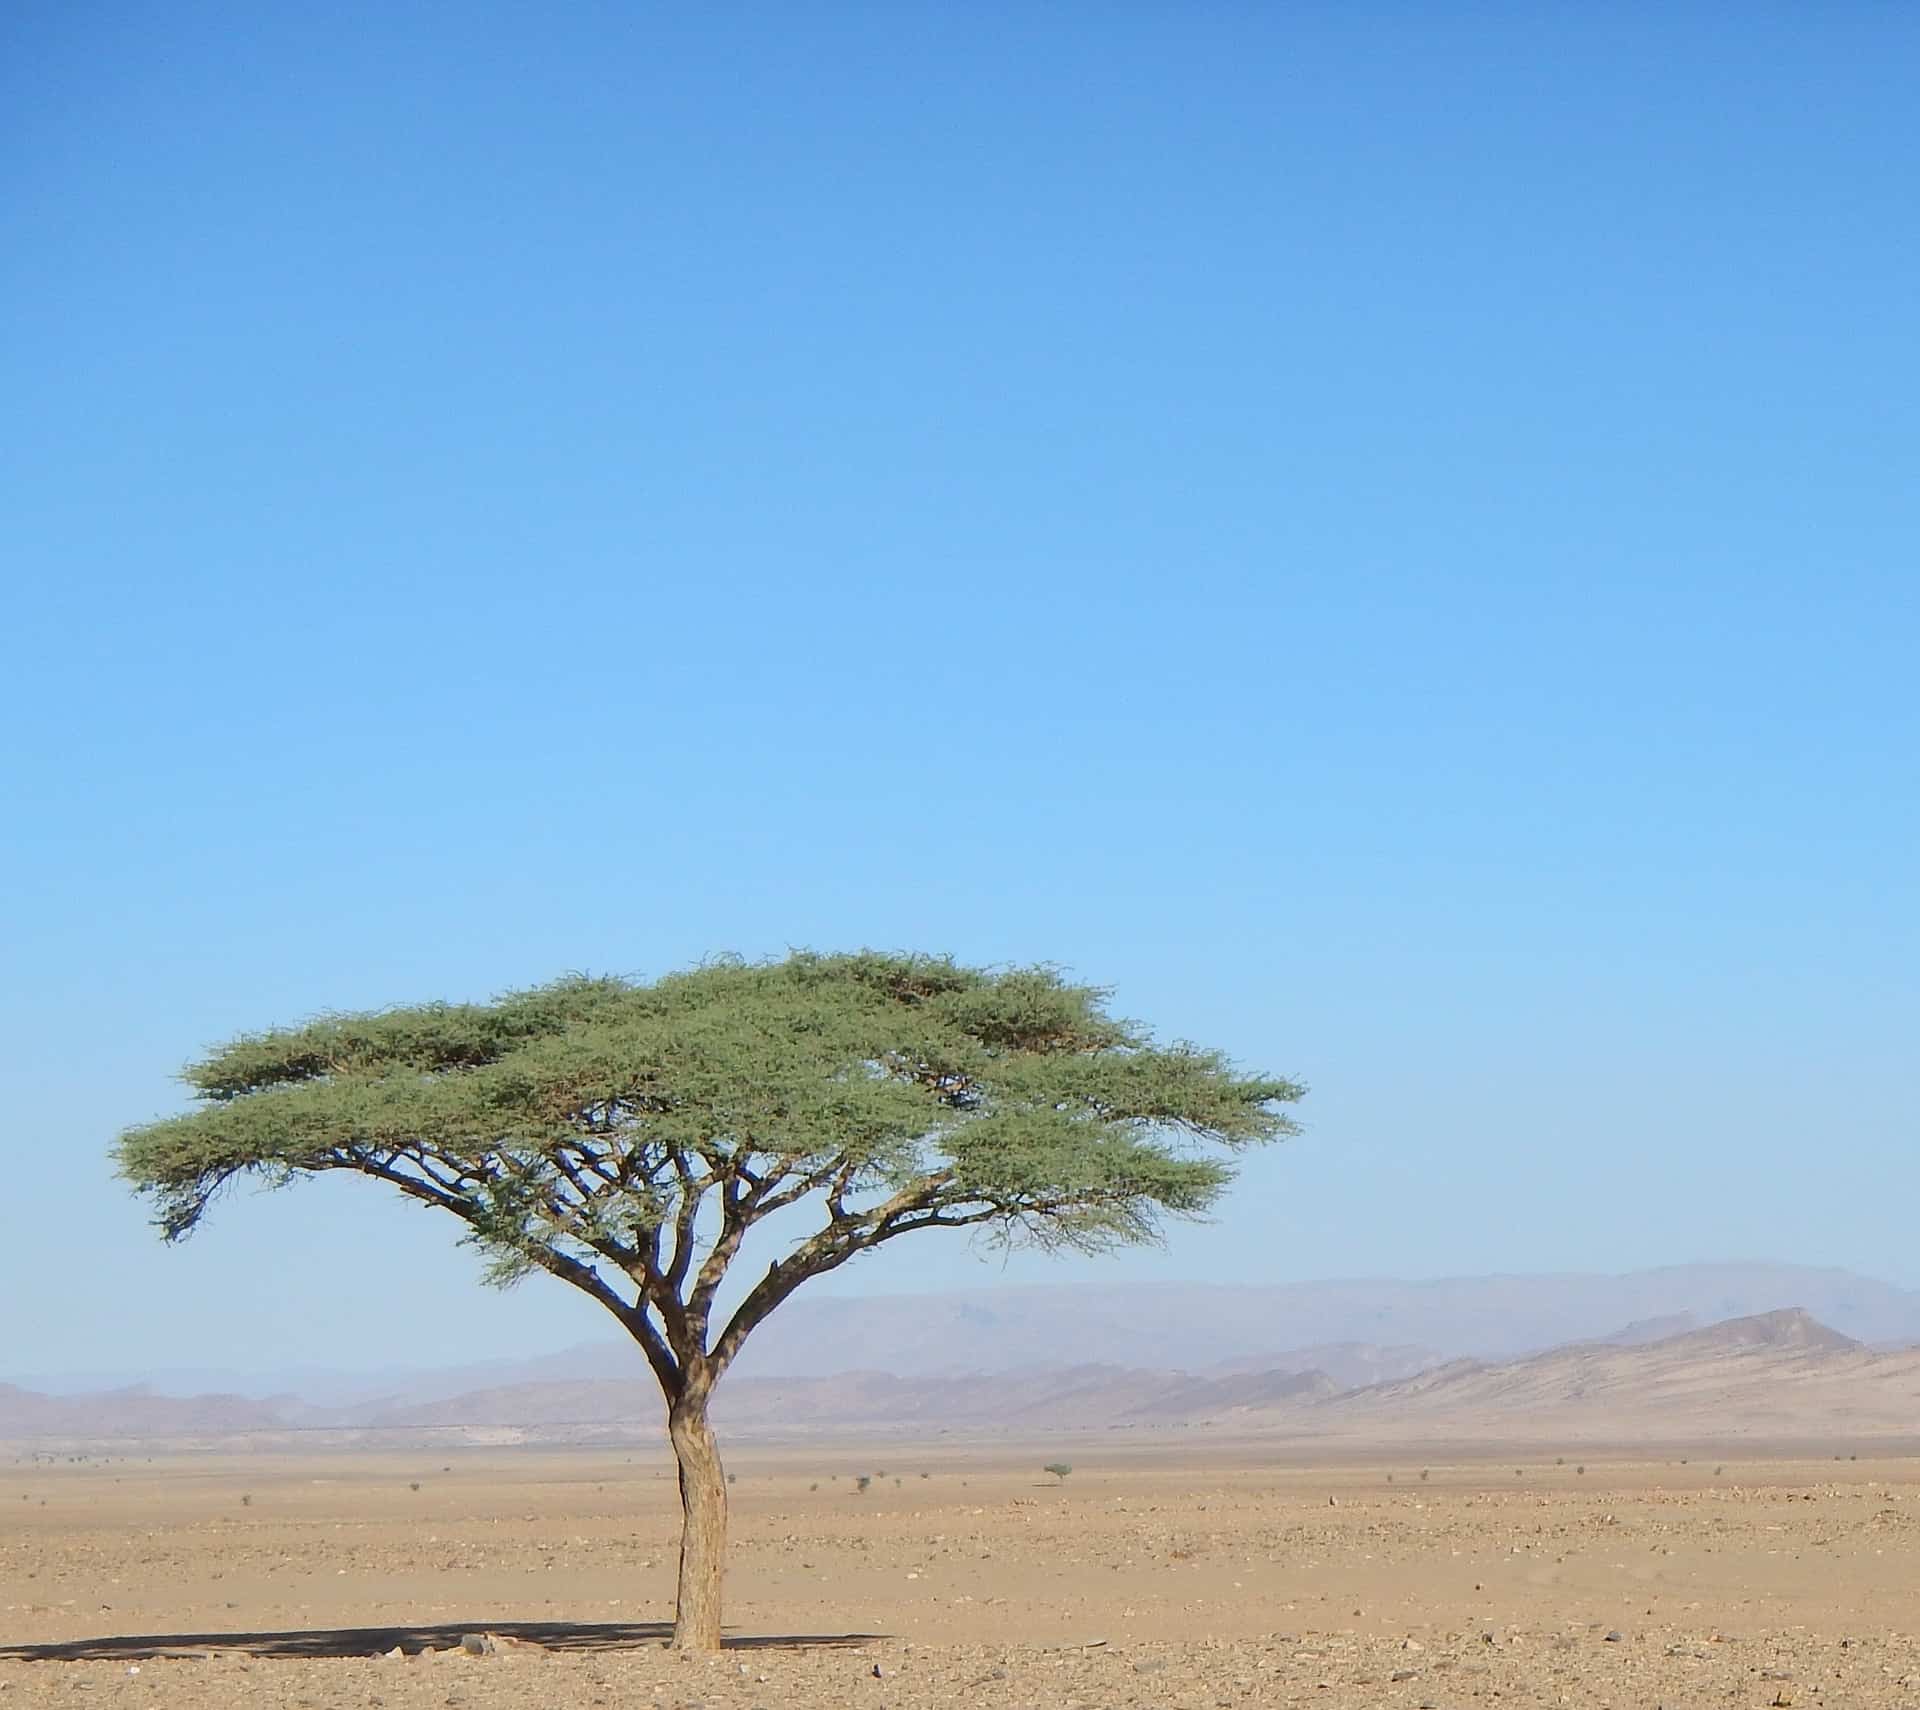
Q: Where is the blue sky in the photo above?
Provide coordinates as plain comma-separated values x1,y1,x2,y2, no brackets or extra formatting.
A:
3,3,1915,1374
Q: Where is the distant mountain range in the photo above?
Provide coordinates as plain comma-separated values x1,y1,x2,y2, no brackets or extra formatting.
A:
342,1306,1910,1441
6,1299,1919,1451
16,1261,1920,1409
0,1385,289,1439
718,1261,1920,1378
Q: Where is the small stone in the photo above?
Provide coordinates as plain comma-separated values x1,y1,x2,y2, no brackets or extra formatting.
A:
459,1633,497,1657
1392,1668,1419,1681
1603,1630,1624,1643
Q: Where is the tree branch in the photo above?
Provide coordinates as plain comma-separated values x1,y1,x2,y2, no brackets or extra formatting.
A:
706,1169,964,1376
686,1177,750,1334
620,1295,684,1400
347,1148,685,1399
664,1154,710,1293
706,1236,861,1379
754,1151,854,1216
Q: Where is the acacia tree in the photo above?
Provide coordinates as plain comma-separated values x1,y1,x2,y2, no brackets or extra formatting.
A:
116,952,1302,1649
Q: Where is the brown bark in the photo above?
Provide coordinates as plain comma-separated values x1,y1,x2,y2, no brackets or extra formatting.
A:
668,1393,727,1651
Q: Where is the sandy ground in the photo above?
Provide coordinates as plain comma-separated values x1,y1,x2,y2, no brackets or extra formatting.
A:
5,1435,1920,1706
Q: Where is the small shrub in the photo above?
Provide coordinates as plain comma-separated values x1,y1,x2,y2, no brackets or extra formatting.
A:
855,1475,872,1494
240,1494,252,1508
1044,1462,1073,1484
409,1481,421,1492
728,1473,737,1485
1576,1465,1586,1476
1419,1469,1430,1481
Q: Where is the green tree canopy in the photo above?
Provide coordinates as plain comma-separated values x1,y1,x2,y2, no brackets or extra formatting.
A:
116,950,1303,1647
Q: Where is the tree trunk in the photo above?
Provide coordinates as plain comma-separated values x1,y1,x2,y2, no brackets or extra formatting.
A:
668,1396,727,1650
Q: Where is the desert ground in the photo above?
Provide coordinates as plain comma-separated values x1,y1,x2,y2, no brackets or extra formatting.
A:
5,1436,1920,1708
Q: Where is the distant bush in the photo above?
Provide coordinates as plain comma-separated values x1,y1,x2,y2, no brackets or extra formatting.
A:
855,1475,872,1494
1044,1462,1073,1484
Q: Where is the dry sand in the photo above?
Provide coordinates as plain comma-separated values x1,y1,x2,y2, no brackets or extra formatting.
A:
5,1435,1919,1706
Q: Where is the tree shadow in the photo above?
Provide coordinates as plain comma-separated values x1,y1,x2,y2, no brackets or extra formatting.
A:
0,1619,882,1663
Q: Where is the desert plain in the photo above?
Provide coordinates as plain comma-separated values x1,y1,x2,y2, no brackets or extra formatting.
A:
6,1434,1920,1709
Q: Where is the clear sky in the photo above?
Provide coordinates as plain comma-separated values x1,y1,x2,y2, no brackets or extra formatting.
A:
3,3,1915,1375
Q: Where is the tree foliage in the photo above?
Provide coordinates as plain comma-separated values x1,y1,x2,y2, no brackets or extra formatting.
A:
117,952,1303,1398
